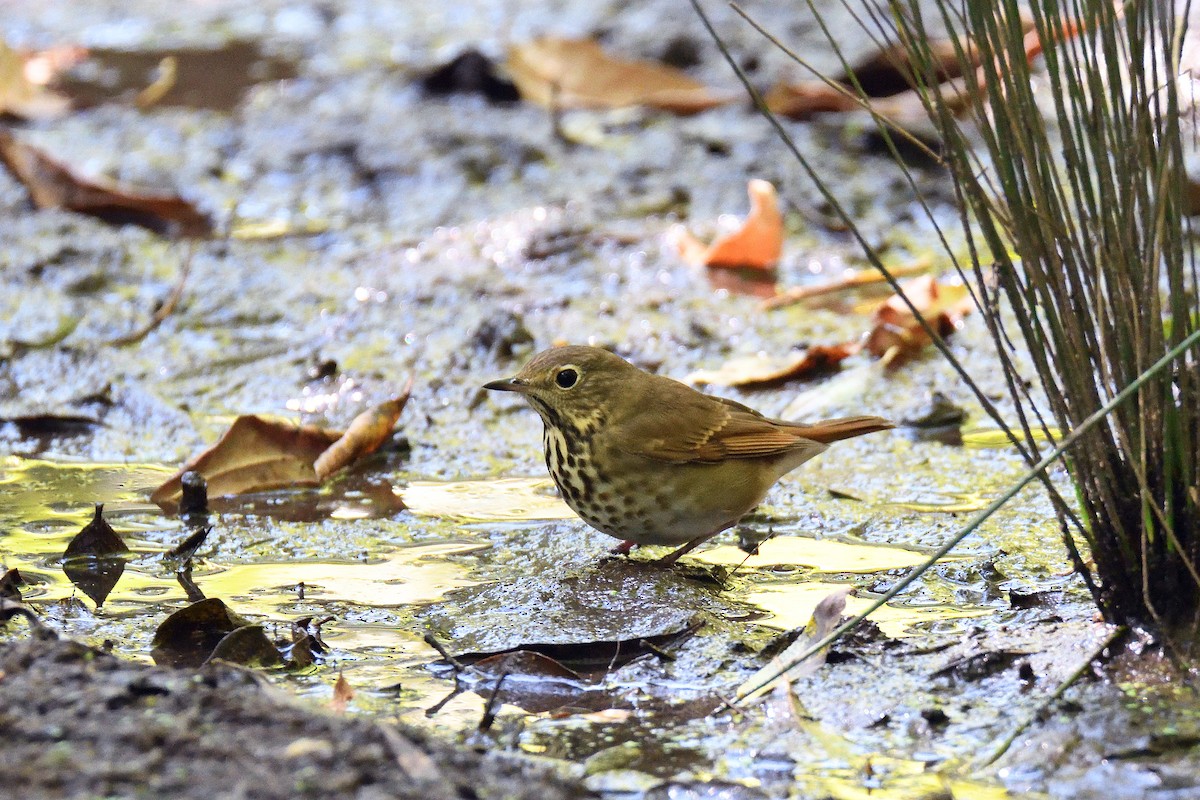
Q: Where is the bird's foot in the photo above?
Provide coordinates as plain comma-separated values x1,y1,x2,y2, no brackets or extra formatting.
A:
609,539,638,556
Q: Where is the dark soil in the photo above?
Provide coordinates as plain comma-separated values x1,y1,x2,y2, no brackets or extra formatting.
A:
0,630,591,800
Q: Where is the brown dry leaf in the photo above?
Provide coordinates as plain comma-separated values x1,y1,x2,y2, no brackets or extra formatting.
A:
331,671,356,713
0,127,212,237
864,275,974,366
686,343,859,388
0,40,77,120
151,416,342,508
673,179,783,271
506,37,731,113
313,379,413,481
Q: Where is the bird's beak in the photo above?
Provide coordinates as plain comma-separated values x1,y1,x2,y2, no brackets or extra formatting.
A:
483,377,531,394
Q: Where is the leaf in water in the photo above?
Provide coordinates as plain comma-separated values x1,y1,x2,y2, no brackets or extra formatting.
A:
433,618,703,675
862,275,974,367
150,597,254,668
206,624,282,668
0,567,25,602
313,380,413,481
331,670,355,713
457,650,591,716
151,416,342,507
0,39,77,120
64,504,128,559
400,477,575,521
0,127,212,237
62,504,130,606
685,344,858,389
672,179,782,271
506,37,732,114
737,589,848,702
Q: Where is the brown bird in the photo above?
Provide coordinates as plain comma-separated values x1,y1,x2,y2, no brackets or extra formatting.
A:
485,346,893,563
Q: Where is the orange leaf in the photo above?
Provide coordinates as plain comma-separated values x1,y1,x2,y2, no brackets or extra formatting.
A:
506,37,731,114
331,670,355,713
764,80,861,119
864,276,974,366
674,179,783,271
151,416,342,507
313,380,413,481
0,127,211,237
686,343,859,389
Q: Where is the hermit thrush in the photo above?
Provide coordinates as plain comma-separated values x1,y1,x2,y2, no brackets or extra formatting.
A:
485,346,893,563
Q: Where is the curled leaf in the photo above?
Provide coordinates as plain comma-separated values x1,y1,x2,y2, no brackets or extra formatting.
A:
151,416,341,507
685,343,858,388
313,380,413,481
863,276,974,367
0,127,211,237
506,37,731,114
672,179,783,271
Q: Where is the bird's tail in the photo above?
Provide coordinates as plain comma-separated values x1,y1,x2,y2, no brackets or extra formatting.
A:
794,415,894,444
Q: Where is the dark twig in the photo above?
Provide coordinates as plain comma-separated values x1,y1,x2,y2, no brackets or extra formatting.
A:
478,669,510,732
423,631,467,672
108,241,195,346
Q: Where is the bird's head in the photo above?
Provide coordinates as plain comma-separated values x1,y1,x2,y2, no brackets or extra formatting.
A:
484,345,635,429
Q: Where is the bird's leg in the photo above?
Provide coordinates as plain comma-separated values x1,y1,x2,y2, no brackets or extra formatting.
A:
610,539,639,556
656,522,736,565
655,536,709,564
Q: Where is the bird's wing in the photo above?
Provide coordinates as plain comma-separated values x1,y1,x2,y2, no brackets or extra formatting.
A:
607,384,815,464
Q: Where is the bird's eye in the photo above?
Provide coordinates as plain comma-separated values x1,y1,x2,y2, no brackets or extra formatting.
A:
555,367,579,389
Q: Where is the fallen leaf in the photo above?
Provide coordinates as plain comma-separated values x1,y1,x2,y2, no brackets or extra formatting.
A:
686,343,858,389
150,597,254,667
430,618,703,674
737,589,848,702
151,416,341,507
331,671,355,712
506,37,731,113
863,275,974,366
0,568,25,602
206,624,283,668
672,179,783,271
62,504,130,606
313,381,413,480
0,127,212,237
0,39,76,120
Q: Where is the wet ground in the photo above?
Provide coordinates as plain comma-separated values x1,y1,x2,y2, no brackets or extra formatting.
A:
2,1,1199,798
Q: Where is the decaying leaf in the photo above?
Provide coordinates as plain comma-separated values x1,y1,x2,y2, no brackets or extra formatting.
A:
151,416,341,507
0,127,212,237
331,670,355,713
737,589,848,702
62,504,130,606
0,39,77,120
313,379,413,480
506,37,731,113
150,596,256,667
863,275,974,367
0,568,26,602
207,624,282,668
672,179,783,271
430,618,703,674
153,388,412,508
686,343,858,389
